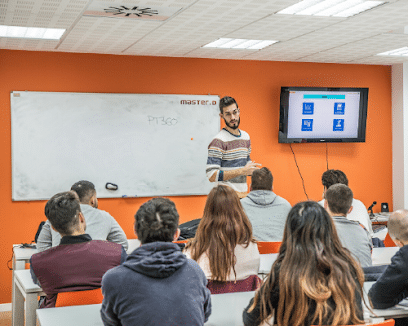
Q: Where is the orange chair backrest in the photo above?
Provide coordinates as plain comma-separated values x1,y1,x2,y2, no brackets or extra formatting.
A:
173,240,188,244
372,319,395,326
384,233,396,247
55,288,103,307
312,318,395,326
257,241,282,254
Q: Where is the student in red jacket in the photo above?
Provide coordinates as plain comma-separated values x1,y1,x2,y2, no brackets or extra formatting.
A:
30,191,126,308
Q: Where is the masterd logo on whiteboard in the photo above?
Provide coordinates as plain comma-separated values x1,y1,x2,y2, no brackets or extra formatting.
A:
83,1,182,20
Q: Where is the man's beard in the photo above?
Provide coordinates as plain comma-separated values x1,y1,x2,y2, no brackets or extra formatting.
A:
224,117,240,130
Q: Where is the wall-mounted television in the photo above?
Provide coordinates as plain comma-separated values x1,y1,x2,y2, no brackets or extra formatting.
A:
279,87,368,143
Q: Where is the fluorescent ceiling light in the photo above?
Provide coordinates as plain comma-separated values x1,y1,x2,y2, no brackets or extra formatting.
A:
0,25,65,40
277,0,384,17
377,47,408,56
203,38,278,50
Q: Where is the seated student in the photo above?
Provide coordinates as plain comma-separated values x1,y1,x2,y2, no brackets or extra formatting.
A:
30,191,126,308
369,209,408,326
37,180,128,252
101,197,211,326
184,185,260,283
240,167,291,241
324,183,372,267
243,201,365,326
318,169,374,237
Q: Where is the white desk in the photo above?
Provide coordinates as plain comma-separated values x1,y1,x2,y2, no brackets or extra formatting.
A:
13,245,37,271
12,245,38,326
37,304,103,326
13,269,45,326
372,247,399,266
205,290,256,325
36,291,258,326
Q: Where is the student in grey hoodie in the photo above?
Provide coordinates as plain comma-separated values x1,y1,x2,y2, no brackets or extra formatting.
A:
100,197,211,326
240,167,291,241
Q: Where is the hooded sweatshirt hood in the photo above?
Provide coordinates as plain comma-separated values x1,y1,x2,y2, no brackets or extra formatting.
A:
123,242,187,278
245,190,277,206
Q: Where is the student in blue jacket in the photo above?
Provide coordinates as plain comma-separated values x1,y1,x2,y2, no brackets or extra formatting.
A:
100,197,211,326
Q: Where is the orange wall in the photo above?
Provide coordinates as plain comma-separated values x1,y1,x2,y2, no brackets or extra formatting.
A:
0,50,392,303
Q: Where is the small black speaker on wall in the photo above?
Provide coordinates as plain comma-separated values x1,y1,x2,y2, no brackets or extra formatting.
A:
381,202,389,213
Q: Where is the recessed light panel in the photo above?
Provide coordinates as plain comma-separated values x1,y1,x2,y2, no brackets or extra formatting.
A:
203,38,278,50
277,0,384,17
377,47,408,56
0,25,65,40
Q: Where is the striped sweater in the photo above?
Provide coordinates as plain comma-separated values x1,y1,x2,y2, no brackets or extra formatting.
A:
206,128,251,193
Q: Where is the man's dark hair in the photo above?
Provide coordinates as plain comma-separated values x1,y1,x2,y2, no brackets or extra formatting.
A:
321,169,348,189
71,180,96,204
325,183,353,216
219,96,238,114
251,167,273,191
44,191,81,235
135,197,179,244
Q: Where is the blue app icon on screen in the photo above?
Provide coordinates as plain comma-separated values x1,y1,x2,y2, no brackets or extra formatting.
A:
302,119,313,131
334,103,345,115
333,119,344,131
303,103,314,115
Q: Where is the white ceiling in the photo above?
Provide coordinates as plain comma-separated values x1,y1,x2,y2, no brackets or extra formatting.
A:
2,0,408,65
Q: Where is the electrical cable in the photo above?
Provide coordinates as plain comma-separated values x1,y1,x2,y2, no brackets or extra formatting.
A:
290,144,309,200
326,143,329,170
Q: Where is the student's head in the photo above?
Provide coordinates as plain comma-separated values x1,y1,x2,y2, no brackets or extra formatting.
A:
71,180,97,208
134,197,180,244
251,167,273,191
219,96,240,130
249,201,365,326
321,169,348,192
185,185,253,282
388,209,408,246
44,191,85,236
324,183,353,216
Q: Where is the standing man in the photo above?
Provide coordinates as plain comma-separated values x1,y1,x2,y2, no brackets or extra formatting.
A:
206,96,260,197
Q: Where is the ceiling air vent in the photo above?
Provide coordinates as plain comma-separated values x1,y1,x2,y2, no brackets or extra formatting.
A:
84,1,181,21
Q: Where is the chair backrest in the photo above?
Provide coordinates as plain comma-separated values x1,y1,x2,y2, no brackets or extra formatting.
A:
173,240,188,244
207,275,262,294
257,241,282,254
370,319,395,326
55,288,103,307
384,233,396,247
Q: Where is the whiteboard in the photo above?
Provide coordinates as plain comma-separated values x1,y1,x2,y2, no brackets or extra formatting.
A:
11,91,220,201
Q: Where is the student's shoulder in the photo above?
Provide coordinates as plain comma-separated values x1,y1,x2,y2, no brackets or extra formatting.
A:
275,194,291,207
392,245,408,265
101,265,130,292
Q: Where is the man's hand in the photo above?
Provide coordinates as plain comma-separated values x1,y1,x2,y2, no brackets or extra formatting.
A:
242,161,261,176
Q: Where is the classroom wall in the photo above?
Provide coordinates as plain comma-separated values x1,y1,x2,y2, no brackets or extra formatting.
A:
0,49,392,304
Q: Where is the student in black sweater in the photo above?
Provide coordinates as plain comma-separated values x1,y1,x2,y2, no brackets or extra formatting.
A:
369,209,408,326
243,201,365,326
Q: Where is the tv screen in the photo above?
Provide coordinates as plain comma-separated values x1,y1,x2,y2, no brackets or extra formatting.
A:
279,87,368,143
